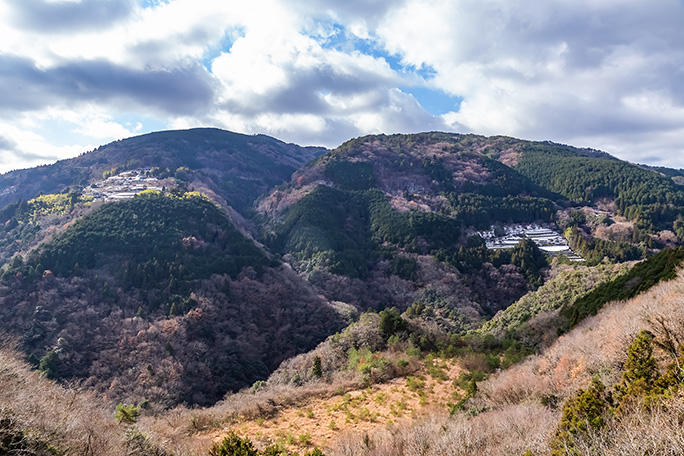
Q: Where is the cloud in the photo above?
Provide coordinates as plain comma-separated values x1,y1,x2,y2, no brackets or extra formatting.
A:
1,0,684,173
376,0,684,166
6,0,136,33
0,136,17,152
0,55,216,117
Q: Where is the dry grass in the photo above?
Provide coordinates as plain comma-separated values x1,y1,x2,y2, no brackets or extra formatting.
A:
329,403,556,456
482,268,684,410
193,359,462,452
0,339,124,455
327,268,684,455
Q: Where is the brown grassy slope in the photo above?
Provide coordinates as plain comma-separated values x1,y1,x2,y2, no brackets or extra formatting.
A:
323,268,684,455
0,340,125,455
214,360,463,451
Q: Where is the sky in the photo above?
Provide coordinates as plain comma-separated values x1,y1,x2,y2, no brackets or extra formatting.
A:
1,0,683,173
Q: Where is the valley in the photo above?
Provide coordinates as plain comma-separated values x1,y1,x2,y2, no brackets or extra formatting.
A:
0,128,683,455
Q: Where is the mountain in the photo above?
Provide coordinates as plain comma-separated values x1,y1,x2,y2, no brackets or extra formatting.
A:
1,128,684,455
256,132,683,329
0,128,326,216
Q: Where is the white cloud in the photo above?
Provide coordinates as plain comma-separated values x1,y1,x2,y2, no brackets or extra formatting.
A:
0,106,144,173
1,0,684,173
376,0,684,166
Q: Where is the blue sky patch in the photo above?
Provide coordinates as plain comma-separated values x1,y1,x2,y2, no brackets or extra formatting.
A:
402,86,463,115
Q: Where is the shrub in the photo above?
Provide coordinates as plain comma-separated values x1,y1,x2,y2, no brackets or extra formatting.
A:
209,432,258,456
312,356,322,378
114,403,140,425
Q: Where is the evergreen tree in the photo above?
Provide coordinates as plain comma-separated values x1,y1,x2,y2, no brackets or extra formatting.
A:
312,356,322,378
551,377,608,456
614,330,658,412
209,432,258,456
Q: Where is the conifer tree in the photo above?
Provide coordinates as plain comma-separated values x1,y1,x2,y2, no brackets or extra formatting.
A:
551,376,608,456
312,356,322,378
614,330,658,411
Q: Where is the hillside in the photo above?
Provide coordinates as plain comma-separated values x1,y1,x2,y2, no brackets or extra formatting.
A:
0,128,325,216
256,132,684,331
0,192,342,407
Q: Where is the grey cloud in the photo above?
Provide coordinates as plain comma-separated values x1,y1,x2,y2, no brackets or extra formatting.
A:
299,0,405,29
7,0,136,33
219,56,401,117
0,55,216,116
0,136,17,152
213,88,452,149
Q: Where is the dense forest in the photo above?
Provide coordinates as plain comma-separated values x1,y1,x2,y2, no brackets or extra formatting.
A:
514,146,684,232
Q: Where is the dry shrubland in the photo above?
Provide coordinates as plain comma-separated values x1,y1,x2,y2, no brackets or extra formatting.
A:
324,269,684,455
329,403,555,456
483,269,684,409
0,338,124,455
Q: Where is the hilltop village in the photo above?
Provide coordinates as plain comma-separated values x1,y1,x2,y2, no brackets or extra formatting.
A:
82,168,173,201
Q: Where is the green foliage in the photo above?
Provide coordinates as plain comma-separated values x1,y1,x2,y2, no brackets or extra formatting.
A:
478,263,630,338
311,356,322,378
378,308,408,340
447,193,554,230
4,193,270,314
422,156,453,187
209,433,326,456
454,370,488,390
551,330,684,454
439,236,547,290
38,350,60,379
515,147,684,232
37,192,267,278
114,403,140,424
465,377,478,398
324,159,376,190
21,193,83,223
0,192,91,267
565,226,646,265
564,247,684,328
389,255,418,281
551,377,608,456
209,432,258,456
614,330,658,410
510,238,548,288
268,185,374,278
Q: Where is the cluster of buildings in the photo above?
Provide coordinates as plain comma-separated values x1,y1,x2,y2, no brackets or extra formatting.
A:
478,224,584,262
82,169,165,201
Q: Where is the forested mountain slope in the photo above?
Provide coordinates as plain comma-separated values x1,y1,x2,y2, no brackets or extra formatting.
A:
1,129,684,455
0,192,342,406
256,132,684,329
0,128,325,216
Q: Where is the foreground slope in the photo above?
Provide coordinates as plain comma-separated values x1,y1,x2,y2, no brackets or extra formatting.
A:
319,259,684,455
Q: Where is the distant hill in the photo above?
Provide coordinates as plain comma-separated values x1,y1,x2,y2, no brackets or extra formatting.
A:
0,128,326,216
257,133,559,322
